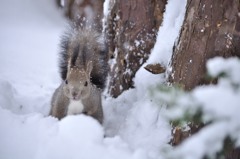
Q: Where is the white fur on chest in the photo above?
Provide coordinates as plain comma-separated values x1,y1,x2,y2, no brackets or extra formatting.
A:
67,100,84,115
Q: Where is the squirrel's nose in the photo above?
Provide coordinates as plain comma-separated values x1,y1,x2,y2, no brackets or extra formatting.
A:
72,91,78,99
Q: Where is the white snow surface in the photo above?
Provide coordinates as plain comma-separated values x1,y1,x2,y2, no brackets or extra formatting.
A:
0,0,187,159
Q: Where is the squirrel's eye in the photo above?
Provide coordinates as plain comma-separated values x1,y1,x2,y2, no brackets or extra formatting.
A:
65,80,68,84
84,81,88,86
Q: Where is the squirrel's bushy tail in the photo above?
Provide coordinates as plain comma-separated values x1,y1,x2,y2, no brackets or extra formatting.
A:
59,22,108,90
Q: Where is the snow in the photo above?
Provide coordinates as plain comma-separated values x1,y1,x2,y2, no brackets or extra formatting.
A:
154,57,240,159
60,0,65,7
0,110,144,159
134,0,187,95
207,57,240,85
7,0,239,159
146,0,187,67
103,0,110,32
1,0,239,159
0,0,65,115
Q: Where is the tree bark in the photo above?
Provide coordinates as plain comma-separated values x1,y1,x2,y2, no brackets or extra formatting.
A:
106,0,167,97
169,0,240,158
169,0,240,90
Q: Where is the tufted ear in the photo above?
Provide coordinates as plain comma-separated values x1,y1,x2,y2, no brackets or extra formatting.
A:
86,61,93,76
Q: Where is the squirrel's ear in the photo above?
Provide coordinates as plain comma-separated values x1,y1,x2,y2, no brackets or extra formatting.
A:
87,61,93,75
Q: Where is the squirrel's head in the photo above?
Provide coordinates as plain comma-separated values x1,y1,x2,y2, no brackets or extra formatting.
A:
63,61,93,100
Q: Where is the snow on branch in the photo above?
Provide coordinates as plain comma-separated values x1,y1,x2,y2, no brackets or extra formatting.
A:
153,57,240,159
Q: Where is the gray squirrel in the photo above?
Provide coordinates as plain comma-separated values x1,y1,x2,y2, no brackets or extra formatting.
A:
49,24,108,124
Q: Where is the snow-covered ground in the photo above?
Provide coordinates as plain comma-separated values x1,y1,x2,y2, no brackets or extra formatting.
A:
0,0,187,159
0,0,64,115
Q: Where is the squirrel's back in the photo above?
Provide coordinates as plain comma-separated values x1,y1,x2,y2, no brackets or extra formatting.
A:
59,24,108,89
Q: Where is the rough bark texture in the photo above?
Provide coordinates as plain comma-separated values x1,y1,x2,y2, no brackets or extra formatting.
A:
171,123,204,146
225,148,240,159
169,0,240,90
169,0,240,158
57,0,104,31
106,0,167,98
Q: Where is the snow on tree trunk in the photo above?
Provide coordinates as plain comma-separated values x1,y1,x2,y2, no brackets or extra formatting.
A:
106,0,167,98
169,0,240,158
169,0,240,90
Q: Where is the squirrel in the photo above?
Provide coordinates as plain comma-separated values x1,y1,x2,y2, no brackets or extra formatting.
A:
49,23,108,124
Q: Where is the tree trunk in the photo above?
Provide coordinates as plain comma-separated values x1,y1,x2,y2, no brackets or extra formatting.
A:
169,0,240,158
106,0,167,98
169,0,240,90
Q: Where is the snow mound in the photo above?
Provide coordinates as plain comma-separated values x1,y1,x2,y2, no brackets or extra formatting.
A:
0,110,146,159
0,80,19,113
